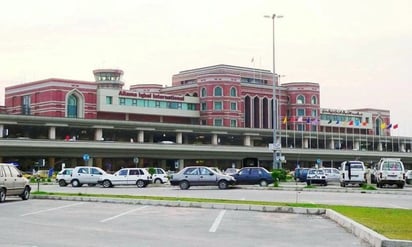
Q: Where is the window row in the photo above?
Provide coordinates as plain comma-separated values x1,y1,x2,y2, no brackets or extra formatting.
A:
201,101,238,111
201,87,237,97
106,97,197,110
295,95,318,105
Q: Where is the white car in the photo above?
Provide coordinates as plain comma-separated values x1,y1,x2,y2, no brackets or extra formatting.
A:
70,166,107,187
0,163,31,203
148,168,169,184
406,170,412,185
340,161,366,187
322,167,340,183
56,168,73,187
374,158,405,188
98,168,152,188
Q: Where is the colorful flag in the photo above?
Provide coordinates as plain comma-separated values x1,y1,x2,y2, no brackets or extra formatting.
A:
306,118,311,124
290,116,296,122
283,116,287,124
386,123,392,129
355,120,360,126
327,119,332,124
297,116,303,122
311,118,318,125
380,123,386,129
362,121,367,126
336,120,340,125
348,120,354,126
393,124,398,129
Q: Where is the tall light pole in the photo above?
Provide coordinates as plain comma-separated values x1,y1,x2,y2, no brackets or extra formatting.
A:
264,13,283,169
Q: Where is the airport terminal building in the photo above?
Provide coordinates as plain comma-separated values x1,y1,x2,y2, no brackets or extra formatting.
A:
1,64,409,171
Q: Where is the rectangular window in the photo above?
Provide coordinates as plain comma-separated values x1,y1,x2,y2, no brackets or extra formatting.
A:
230,119,237,127
21,95,31,115
230,102,237,111
106,96,113,105
119,98,126,105
155,101,160,108
311,109,317,117
297,108,305,116
214,119,223,126
132,99,137,106
201,102,207,111
214,101,222,111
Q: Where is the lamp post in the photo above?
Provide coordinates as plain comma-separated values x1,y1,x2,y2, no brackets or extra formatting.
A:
264,13,283,169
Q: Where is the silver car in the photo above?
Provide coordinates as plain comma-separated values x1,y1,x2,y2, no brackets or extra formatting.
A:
0,163,31,203
170,166,236,190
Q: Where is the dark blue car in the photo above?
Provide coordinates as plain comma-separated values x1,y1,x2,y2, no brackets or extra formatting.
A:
294,168,309,182
231,167,274,187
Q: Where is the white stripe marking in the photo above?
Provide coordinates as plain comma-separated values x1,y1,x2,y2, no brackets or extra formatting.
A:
21,202,85,216
209,210,226,233
100,206,148,223
388,203,408,209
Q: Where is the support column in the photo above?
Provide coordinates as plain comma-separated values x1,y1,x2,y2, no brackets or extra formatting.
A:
138,130,144,143
48,157,55,169
95,158,103,168
212,134,218,145
378,142,383,151
0,124,3,138
48,126,56,140
176,132,183,144
303,138,309,149
329,139,335,149
401,143,405,152
243,135,251,146
95,128,103,141
354,141,360,151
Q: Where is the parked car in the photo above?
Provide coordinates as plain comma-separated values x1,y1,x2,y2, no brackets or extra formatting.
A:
294,168,309,182
406,170,412,185
340,161,366,187
98,168,152,188
322,167,340,183
231,167,274,187
148,167,169,184
70,166,107,187
306,168,327,186
373,158,405,188
56,168,74,187
170,166,236,190
0,163,31,203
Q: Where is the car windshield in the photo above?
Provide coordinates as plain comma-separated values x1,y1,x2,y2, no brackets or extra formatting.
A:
382,161,403,171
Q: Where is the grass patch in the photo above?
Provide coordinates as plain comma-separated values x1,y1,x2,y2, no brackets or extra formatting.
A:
361,184,377,190
31,191,412,240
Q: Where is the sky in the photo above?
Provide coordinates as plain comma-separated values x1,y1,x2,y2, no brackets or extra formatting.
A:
1,0,411,135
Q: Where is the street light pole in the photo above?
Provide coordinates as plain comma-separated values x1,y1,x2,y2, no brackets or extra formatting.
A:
265,13,283,169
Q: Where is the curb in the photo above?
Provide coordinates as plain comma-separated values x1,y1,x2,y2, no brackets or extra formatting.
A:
31,195,411,247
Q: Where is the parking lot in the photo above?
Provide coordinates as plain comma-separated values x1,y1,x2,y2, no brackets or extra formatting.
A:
0,199,371,247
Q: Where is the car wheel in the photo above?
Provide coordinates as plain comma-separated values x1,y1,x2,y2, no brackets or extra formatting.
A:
0,188,6,203
154,178,162,184
102,180,112,188
71,179,81,187
218,180,228,189
20,186,30,200
58,179,67,187
324,182,328,186
179,180,190,190
136,180,145,188
259,180,268,187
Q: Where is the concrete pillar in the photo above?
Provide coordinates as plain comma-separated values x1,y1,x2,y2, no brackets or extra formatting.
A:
243,135,251,146
401,143,405,152
303,138,309,149
95,128,103,141
138,130,144,143
354,141,360,151
212,134,218,145
178,159,184,170
48,126,56,140
378,142,383,151
329,139,335,149
48,157,55,169
0,124,3,138
95,158,103,168
176,132,183,144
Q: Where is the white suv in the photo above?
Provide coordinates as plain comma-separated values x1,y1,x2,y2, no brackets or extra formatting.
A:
374,158,405,188
340,161,366,187
70,166,107,187
0,163,31,203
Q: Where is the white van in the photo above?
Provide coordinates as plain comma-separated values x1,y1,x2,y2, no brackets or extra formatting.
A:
374,158,405,188
340,161,366,187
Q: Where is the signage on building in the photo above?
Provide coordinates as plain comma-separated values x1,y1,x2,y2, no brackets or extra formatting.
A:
321,108,362,116
119,91,184,101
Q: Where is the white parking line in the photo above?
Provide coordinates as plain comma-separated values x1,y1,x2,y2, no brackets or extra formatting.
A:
21,202,85,216
100,206,148,223
209,210,226,233
388,203,408,209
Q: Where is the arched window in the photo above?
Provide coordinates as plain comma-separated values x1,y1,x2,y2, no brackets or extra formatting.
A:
214,86,222,96
67,94,78,118
201,88,207,97
311,95,317,104
230,87,237,97
296,95,305,104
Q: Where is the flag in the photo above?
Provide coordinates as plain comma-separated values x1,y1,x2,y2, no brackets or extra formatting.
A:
362,121,367,126
290,116,296,122
297,116,303,122
386,123,392,129
311,118,318,125
306,118,311,124
348,120,354,126
283,116,287,124
380,123,386,129
393,124,398,129
327,119,332,124
336,120,340,125
355,120,360,126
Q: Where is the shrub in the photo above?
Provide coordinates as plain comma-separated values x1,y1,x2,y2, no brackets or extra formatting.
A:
147,167,156,175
